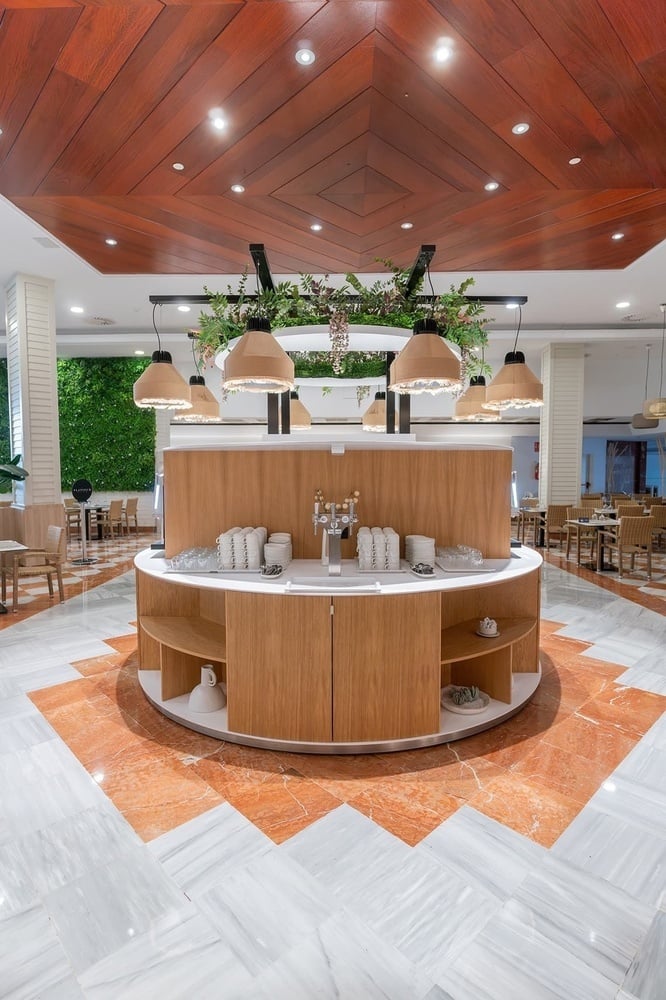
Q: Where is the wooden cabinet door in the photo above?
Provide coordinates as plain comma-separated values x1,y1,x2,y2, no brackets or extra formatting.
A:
332,593,441,742
225,592,332,742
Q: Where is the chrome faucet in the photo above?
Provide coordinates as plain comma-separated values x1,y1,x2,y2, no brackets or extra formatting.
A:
312,489,360,576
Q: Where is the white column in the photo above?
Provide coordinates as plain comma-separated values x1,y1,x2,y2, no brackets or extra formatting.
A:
539,343,585,506
4,274,63,543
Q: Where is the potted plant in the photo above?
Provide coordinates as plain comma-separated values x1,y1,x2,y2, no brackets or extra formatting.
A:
0,455,29,497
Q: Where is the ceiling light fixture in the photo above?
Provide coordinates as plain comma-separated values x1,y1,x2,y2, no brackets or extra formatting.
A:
484,181,499,191
295,48,315,65
310,223,322,232
208,108,226,130
434,38,454,62
453,376,500,422
177,305,191,313
362,391,390,433
105,238,117,246
133,305,192,410
611,232,624,240
632,344,659,429
484,305,544,410
222,317,294,393
643,305,666,419
172,337,221,423
512,122,530,134
70,306,84,314
616,301,630,309
568,156,582,165
134,350,145,356
389,318,462,395
231,183,245,193
286,390,311,430
172,162,185,171
401,222,413,229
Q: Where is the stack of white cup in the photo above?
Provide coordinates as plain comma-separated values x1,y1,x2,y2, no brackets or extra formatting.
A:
405,534,436,566
263,532,292,567
217,527,267,570
357,526,400,571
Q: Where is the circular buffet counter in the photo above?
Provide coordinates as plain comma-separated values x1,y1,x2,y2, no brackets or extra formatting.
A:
135,546,543,754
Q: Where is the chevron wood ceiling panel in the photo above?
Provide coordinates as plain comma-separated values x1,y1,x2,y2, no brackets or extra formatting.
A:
1,0,665,275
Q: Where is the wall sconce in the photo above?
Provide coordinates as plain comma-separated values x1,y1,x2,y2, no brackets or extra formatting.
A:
222,317,294,393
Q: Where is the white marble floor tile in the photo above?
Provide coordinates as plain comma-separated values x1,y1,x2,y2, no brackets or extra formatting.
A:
43,847,188,974
0,713,57,753
614,740,666,792
248,908,435,1000
436,903,618,1000
420,805,547,901
585,773,666,839
196,851,340,976
148,801,273,896
620,909,666,1000
615,667,666,695
0,903,77,1000
78,907,255,1000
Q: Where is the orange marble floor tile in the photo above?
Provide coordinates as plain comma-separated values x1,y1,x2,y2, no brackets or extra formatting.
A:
347,787,456,847
542,713,638,769
573,686,666,739
71,651,130,677
509,741,615,805
279,751,404,801
104,633,139,654
466,772,584,847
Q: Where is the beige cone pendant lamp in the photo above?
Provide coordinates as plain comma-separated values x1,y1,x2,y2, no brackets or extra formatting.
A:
643,305,666,419
388,319,462,395
172,376,221,423
484,351,544,410
453,376,500,422
133,350,192,410
223,317,294,393
287,391,312,430
362,391,390,432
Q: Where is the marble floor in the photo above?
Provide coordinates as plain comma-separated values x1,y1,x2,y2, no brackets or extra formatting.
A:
1,535,665,998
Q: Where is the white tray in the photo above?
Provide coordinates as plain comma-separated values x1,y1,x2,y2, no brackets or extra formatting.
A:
436,557,512,574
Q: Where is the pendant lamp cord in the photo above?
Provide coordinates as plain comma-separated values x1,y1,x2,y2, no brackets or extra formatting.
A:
511,305,523,354
659,307,666,398
151,303,162,353
191,338,202,376
644,345,651,401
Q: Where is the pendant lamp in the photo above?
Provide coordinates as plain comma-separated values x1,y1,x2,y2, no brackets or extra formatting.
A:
632,345,658,429
133,305,192,410
287,391,311,430
172,376,221,423
453,376,500,421
388,318,462,395
222,317,294,393
362,391,390,432
483,304,543,410
643,305,666,419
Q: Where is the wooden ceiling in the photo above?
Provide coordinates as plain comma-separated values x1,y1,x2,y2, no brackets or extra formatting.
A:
1,0,665,276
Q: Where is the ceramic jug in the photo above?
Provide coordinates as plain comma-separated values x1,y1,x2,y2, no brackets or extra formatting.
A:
188,665,226,713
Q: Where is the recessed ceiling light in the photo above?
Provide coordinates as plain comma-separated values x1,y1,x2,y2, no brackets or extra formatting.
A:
512,122,530,135
434,37,454,63
484,181,499,191
568,156,582,165
611,232,624,240
105,238,117,246
505,302,520,310
211,116,226,131
134,350,145,356
400,222,413,230
172,162,185,171
310,223,322,232
615,301,630,309
295,48,315,65
177,305,191,313
0,127,3,136
230,183,245,193
70,306,84,314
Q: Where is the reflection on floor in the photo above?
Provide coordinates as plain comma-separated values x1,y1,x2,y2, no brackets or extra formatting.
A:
2,535,665,998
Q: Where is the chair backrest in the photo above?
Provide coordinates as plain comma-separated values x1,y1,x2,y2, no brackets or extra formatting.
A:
108,498,124,519
580,498,598,507
522,498,539,508
546,504,568,528
650,505,666,527
616,504,642,518
581,494,602,501
64,497,78,509
619,515,654,545
45,525,65,557
645,498,663,508
124,497,138,516
567,506,590,520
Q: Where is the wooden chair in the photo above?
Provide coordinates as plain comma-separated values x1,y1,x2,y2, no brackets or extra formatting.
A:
122,497,139,535
645,498,663,509
565,507,597,564
1,525,65,613
600,516,654,580
616,504,643,518
544,504,569,548
98,498,125,538
650,504,666,550
63,499,81,540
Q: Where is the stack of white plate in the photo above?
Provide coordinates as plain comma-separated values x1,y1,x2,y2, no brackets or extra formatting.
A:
264,532,292,567
405,534,435,566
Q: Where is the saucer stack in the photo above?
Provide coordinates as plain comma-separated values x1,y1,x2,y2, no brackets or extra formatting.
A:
263,532,292,567
357,527,400,571
217,527,267,570
405,534,435,566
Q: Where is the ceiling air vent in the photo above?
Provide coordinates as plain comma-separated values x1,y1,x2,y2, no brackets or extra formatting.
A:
88,316,115,326
621,313,645,323
33,236,61,249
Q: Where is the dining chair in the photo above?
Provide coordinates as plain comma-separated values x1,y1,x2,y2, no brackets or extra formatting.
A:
63,501,81,540
1,525,65,613
544,504,569,549
600,515,655,580
98,498,125,538
650,504,666,550
565,507,598,564
122,497,139,535
616,504,643,518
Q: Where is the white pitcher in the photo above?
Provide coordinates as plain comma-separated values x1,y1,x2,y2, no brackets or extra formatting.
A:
188,665,226,713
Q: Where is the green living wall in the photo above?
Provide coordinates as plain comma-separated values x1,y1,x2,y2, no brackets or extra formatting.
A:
58,358,155,492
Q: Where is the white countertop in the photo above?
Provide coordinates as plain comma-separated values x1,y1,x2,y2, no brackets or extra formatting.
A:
135,546,542,596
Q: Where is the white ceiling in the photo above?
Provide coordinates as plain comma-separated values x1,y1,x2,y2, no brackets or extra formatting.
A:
1,192,665,369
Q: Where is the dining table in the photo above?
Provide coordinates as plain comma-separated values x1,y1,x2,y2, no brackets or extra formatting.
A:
566,517,617,572
0,540,28,613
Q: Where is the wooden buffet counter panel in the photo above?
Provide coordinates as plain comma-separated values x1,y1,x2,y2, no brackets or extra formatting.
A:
441,618,537,705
